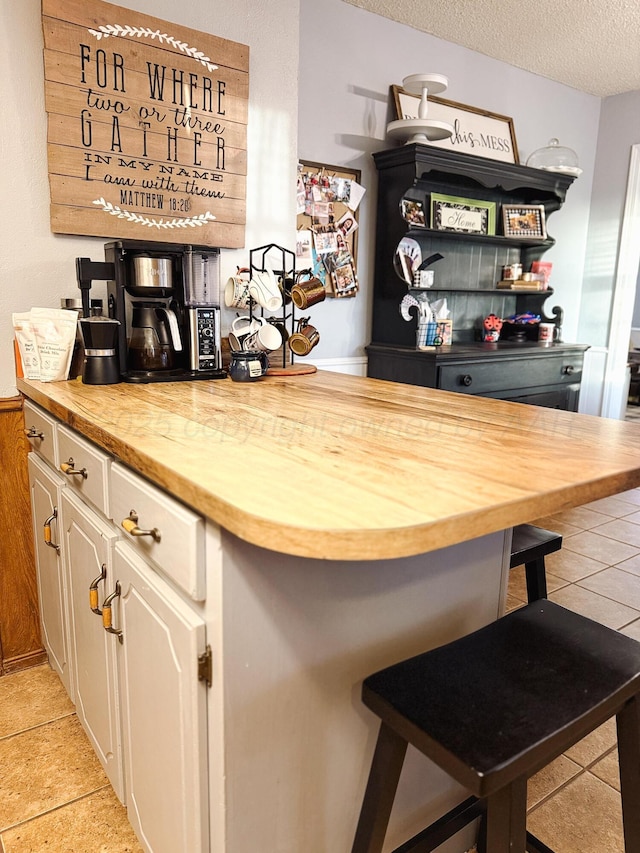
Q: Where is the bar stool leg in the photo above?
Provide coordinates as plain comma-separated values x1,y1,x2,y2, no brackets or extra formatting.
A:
351,722,408,853
485,777,527,853
524,558,548,602
617,694,640,850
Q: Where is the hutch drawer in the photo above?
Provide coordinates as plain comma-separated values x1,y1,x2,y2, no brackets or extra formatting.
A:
366,343,588,411
438,352,583,395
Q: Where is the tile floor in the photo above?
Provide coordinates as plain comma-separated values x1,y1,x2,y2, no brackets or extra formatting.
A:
504,485,640,853
0,666,142,852
5,487,640,851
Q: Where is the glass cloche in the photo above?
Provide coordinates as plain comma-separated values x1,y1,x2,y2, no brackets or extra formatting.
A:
526,138,582,176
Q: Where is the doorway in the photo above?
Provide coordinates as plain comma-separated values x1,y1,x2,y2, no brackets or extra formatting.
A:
601,143,640,418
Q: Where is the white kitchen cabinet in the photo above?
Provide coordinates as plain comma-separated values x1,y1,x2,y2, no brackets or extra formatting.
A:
27,453,73,699
62,490,123,802
112,540,209,853
26,400,210,853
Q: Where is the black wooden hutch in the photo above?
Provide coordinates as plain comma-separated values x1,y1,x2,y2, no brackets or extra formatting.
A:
366,143,588,410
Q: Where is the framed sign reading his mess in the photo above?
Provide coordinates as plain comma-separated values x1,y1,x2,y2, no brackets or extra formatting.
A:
42,0,249,247
391,85,519,165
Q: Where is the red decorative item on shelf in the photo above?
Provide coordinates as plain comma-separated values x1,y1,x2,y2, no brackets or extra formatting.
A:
483,313,503,342
531,260,553,286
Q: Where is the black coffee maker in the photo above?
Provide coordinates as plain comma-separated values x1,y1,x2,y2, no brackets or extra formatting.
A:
75,240,226,383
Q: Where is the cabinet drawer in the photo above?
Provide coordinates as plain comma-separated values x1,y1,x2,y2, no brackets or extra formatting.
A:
23,400,58,468
438,354,583,395
57,425,111,517
110,463,205,601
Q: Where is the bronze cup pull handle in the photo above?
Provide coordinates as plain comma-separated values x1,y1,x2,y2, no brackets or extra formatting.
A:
24,426,45,440
43,509,60,554
89,564,107,615
121,510,161,543
102,582,123,643
61,458,88,479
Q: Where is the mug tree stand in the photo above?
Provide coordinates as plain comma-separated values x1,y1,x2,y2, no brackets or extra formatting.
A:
248,243,317,377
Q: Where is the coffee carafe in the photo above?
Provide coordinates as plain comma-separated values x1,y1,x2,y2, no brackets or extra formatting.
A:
128,304,182,372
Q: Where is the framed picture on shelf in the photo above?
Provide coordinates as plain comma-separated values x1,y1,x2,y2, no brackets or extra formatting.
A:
502,204,547,239
400,197,426,227
431,193,496,235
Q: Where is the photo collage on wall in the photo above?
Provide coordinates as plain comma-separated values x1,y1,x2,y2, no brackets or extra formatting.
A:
296,161,365,298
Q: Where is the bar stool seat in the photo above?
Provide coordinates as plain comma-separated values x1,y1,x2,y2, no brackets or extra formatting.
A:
510,524,563,602
351,600,640,853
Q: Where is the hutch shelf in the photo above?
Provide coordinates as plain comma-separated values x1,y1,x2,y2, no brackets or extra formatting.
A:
367,143,587,411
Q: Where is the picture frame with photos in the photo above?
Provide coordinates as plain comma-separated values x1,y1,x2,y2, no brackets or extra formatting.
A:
400,198,426,227
502,204,547,239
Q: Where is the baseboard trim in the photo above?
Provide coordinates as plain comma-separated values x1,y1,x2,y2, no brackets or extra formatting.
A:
305,356,367,376
2,648,48,676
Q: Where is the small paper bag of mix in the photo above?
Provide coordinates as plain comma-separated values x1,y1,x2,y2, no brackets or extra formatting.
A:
13,308,78,381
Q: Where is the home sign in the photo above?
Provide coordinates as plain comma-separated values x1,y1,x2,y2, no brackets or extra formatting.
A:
42,0,249,247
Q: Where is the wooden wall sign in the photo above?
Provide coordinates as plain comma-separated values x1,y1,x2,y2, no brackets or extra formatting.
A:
42,0,249,248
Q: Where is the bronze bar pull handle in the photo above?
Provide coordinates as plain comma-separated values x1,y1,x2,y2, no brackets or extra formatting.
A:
102,582,123,643
43,509,60,554
121,510,161,543
89,564,107,615
60,458,88,479
24,426,45,440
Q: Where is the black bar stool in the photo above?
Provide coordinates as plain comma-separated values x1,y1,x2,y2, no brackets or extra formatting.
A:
351,600,640,853
510,524,563,602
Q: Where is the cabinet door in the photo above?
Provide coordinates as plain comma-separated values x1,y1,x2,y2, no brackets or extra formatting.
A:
113,541,209,853
62,491,123,802
27,454,73,698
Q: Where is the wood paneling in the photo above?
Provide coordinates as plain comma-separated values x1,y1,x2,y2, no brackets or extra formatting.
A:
42,0,249,247
0,398,46,674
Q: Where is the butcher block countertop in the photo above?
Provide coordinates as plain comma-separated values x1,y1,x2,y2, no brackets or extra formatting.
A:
18,373,640,561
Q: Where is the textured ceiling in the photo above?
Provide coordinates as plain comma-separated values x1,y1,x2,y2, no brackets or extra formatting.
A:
343,0,640,97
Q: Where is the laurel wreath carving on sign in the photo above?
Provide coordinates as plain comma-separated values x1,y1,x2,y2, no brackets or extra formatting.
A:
92,198,216,229
87,25,218,72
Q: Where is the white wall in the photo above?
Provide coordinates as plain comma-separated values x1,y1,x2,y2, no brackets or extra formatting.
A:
4,0,633,409
0,0,299,397
580,91,640,346
298,0,601,364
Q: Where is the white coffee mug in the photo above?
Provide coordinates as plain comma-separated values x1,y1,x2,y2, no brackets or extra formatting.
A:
248,268,283,312
538,322,555,343
228,315,265,351
243,322,282,352
225,268,251,309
